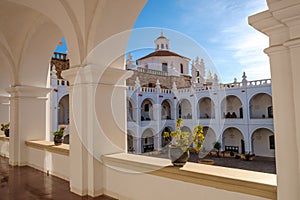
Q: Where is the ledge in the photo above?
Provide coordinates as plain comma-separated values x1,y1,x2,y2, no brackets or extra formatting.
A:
0,135,9,142
103,153,277,200
25,140,69,156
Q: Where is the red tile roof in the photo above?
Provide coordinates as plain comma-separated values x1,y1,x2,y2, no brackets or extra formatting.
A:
136,50,190,62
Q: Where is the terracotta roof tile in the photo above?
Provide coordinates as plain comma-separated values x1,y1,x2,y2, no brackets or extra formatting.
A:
136,50,190,62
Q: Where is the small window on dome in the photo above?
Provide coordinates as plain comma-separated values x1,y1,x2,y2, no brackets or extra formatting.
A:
156,44,159,50
180,64,184,73
166,44,169,49
161,44,164,49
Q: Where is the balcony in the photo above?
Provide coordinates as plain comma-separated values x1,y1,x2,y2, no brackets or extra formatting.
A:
0,138,277,200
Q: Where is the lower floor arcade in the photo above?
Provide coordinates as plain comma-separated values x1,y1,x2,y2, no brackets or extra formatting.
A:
127,124,275,157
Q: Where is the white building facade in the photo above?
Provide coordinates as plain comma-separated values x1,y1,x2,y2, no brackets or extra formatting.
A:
49,33,274,157
125,34,275,157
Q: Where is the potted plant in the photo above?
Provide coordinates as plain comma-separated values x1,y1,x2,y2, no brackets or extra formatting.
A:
164,118,205,166
243,152,255,161
213,141,221,157
1,123,9,137
53,125,66,145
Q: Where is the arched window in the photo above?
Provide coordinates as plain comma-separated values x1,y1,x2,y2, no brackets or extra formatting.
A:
161,44,164,49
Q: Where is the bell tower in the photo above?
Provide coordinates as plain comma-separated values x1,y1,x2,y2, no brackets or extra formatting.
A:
154,32,170,51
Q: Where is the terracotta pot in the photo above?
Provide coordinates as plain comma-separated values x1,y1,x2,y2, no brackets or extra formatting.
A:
168,145,189,166
4,129,9,137
54,135,63,145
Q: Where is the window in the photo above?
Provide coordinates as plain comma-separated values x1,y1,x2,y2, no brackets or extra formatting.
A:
269,135,275,149
156,44,159,50
239,107,243,118
179,104,182,118
166,44,168,49
144,104,149,112
196,71,200,77
180,64,184,73
161,44,164,49
268,106,273,118
162,63,168,72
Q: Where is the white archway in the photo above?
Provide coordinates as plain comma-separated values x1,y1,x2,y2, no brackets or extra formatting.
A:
127,130,136,153
249,93,273,119
161,99,172,120
198,97,215,119
141,98,154,121
161,126,172,147
203,127,217,152
127,98,137,122
221,95,243,119
222,127,244,154
141,128,155,153
177,99,192,119
252,128,275,157
58,95,69,125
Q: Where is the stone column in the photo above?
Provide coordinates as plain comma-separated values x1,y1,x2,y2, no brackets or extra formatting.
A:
6,86,50,166
62,64,130,197
249,1,300,199
0,96,10,127
50,65,59,135
136,129,142,154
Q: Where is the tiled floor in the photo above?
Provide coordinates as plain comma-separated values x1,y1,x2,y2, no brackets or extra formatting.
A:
0,156,116,200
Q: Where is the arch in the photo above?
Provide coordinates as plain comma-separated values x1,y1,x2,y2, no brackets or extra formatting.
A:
222,127,244,154
127,98,136,121
141,98,154,121
0,53,14,95
19,19,62,87
161,99,172,120
198,97,215,119
251,128,275,157
177,99,192,119
58,95,69,125
127,130,136,153
0,33,16,87
141,128,155,153
249,93,273,119
182,126,192,133
203,126,217,152
161,126,173,147
221,95,243,119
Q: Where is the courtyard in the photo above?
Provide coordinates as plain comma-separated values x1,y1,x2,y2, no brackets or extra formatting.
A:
146,151,276,174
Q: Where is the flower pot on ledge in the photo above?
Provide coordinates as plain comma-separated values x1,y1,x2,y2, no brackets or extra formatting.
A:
169,145,189,166
54,135,63,145
4,129,9,137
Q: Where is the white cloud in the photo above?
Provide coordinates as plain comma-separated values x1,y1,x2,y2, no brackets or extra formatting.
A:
175,0,270,82
219,17,270,81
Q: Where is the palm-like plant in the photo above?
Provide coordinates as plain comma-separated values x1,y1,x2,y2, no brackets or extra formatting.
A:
164,118,205,152
1,123,9,132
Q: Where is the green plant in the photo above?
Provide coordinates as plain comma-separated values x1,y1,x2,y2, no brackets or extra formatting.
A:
213,141,221,157
1,123,9,132
53,125,66,138
163,118,205,152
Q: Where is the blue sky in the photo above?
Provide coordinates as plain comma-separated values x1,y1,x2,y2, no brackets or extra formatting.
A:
55,0,269,83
